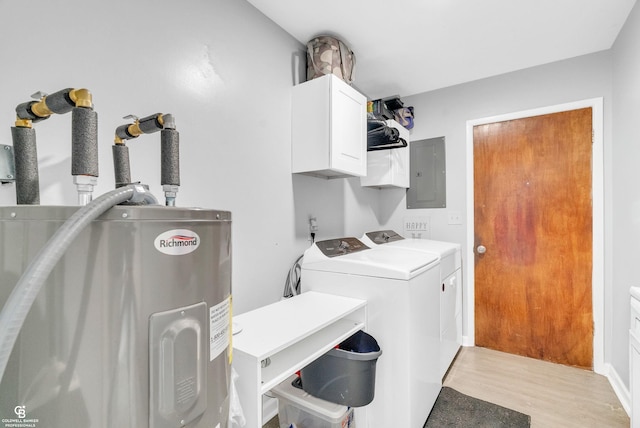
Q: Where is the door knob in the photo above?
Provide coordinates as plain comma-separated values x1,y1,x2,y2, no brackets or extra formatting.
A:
476,245,487,254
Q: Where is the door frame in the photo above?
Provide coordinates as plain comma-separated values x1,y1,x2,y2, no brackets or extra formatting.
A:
465,98,604,373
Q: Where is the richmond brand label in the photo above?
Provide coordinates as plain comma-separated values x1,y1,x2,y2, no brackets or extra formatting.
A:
154,229,200,255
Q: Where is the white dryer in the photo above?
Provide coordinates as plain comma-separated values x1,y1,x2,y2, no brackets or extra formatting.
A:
362,230,462,379
301,237,441,428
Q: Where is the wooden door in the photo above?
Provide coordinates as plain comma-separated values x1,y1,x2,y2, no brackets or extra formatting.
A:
474,108,593,368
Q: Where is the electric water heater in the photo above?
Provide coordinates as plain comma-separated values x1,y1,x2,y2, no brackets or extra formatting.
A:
0,205,232,428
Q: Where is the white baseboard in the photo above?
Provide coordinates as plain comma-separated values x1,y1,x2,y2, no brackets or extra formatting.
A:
604,363,631,417
462,335,474,347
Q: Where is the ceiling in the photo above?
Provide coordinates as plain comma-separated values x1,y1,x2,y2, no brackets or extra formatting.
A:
247,0,637,99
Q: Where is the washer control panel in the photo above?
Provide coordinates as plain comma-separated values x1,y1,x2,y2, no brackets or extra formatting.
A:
365,229,404,244
316,237,369,257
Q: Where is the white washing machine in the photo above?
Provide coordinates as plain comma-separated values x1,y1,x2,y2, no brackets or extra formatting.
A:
361,230,462,379
301,237,441,428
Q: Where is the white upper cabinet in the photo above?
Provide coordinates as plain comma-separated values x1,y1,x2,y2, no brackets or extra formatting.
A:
361,119,410,188
292,74,367,178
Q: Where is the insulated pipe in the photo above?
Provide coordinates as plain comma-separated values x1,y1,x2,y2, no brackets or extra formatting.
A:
14,88,89,124
0,183,158,384
71,107,99,177
112,113,165,190
113,113,181,205
39,87,76,115
11,126,40,205
69,92,98,205
138,113,164,134
114,113,164,143
12,88,98,205
161,128,180,206
112,144,131,188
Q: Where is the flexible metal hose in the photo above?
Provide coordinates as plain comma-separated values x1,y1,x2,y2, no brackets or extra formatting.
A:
0,184,158,382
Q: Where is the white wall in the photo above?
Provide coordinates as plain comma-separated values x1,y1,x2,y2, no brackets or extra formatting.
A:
1,0,635,391
379,9,640,389
0,0,378,315
380,51,614,243
378,50,615,370
612,1,640,389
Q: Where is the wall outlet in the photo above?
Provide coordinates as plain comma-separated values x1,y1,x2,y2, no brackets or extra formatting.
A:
448,211,463,225
309,216,318,233
308,216,318,242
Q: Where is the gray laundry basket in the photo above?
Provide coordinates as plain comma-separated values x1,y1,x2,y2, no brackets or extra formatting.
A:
301,330,382,407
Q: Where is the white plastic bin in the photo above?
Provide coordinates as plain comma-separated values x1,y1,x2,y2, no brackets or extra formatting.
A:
271,375,354,428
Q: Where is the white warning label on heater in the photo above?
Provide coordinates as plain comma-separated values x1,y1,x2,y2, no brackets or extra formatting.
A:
210,296,231,361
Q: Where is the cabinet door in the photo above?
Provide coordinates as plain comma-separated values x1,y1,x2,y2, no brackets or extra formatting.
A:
360,119,410,188
440,270,462,378
330,80,366,176
391,145,410,188
392,122,410,187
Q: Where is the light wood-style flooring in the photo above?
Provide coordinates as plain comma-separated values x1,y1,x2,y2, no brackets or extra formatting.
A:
264,346,629,427
444,346,629,428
